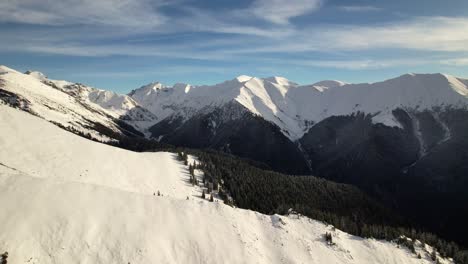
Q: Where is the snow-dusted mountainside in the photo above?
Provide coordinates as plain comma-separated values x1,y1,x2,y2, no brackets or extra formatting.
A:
3,65,467,142
0,66,148,141
130,73,468,140
25,69,157,128
0,104,452,264
128,71,468,245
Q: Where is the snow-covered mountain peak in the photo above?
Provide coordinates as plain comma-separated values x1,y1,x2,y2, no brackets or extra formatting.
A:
172,82,192,93
442,73,468,96
312,80,348,89
25,70,48,81
0,67,157,136
381,73,468,98
236,75,252,82
128,82,165,97
264,76,297,87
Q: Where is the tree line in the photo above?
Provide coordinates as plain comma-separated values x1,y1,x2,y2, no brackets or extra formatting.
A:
186,148,468,264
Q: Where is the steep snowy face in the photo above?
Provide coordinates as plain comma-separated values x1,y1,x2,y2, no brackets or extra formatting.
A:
0,105,453,264
305,73,468,128
88,90,137,114
131,73,468,140
264,76,298,87
25,70,156,122
129,78,246,122
24,70,48,81
311,80,348,90
129,76,307,137
0,65,128,141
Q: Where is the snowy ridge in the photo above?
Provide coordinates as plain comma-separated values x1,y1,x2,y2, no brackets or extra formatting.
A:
3,65,468,141
26,70,157,124
0,104,452,264
0,66,158,140
26,70,135,117
130,73,468,139
0,66,124,141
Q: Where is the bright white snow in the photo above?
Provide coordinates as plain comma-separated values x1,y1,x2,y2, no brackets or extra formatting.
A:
130,73,468,140
0,66,124,141
4,65,468,141
0,103,453,264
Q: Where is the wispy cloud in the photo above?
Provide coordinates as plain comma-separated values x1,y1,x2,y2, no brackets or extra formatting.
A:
282,58,433,70
219,16,468,53
1,0,468,75
441,58,468,66
317,16,468,52
250,0,322,24
0,0,169,29
175,7,297,38
338,5,382,12
67,65,233,78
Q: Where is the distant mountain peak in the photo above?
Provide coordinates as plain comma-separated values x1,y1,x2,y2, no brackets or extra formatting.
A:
128,82,165,97
236,75,252,82
142,82,164,90
25,70,48,81
312,80,347,89
264,76,297,86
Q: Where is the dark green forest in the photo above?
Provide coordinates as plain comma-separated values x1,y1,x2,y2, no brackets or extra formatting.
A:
184,149,468,264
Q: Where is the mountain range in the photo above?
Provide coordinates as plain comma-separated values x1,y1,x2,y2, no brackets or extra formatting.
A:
2,100,454,264
1,65,468,246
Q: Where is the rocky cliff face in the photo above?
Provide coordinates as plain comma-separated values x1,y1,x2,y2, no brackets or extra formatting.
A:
150,102,310,175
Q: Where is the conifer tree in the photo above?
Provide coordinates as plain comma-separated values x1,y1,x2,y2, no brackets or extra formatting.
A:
0,251,8,264
324,232,333,245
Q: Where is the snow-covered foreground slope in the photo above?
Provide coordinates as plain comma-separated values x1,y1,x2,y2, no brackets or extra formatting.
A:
0,104,452,264
130,73,468,140
0,103,192,198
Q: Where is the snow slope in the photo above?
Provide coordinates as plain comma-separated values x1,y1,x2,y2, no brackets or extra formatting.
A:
0,104,451,264
25,69,135,117
130,73,468,140
25,70,157,128
4,65,468,141
0,66,127,141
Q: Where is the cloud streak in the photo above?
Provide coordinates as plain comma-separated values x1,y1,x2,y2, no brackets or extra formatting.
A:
1,0,468,75
250,0,322,24
338,5,382,12
0,0,169,29
217,16,468,53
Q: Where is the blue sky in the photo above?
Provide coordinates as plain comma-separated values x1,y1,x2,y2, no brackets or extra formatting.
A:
1,0,468,93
